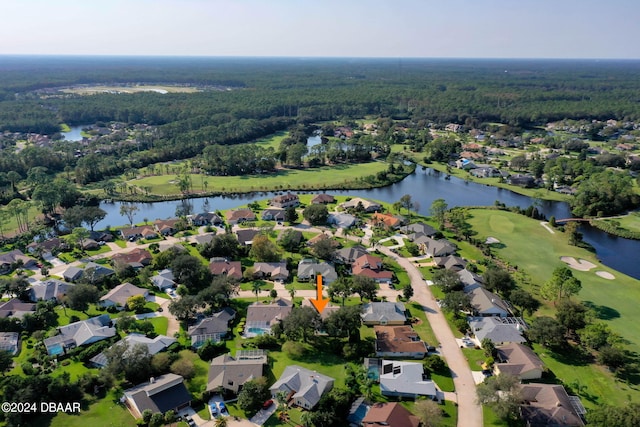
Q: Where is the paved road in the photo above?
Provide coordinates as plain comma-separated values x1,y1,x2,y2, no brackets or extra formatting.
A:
375,244,483,427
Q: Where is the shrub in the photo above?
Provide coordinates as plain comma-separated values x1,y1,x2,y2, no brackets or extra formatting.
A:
282,341,306,359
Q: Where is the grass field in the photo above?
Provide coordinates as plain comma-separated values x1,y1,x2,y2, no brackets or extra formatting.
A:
466,208,640,353
48,391,136,427
597,212,640,233
127,162,389,195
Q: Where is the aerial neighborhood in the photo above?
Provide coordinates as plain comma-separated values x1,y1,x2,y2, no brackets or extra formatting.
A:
1,56,639,427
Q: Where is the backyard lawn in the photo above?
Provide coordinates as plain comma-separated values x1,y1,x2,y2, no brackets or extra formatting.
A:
48,391,136,427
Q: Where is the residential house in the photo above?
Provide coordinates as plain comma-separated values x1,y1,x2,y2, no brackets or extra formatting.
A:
375,326,427,359
189,212,222,226
192,233,216,246
245,298,293,337
471,167,502,178
458,269,484,289
270,365,334,409
74,262,115,283
81,239,100,251
327,212,357,228
188,307,236,347
0,249,37,274
468,317,527,345
225,209,256,225
455,158,476,170
208,258,242,280
297,260,338,285
123,374,192,419
154,218,181,236
352,254,393,283
29,278,74,302
405,222,437,238
466,287,510,317
379,360,437,399
44,314,116,356
445,123,463,132
300,299,340,320
151,269,176,290
307,233,339,248
261,208,286,221
495,343,545,380
206,350,268,393
120,225,158,241
26,237,68,257
361,402,420,427
88,230,114,242
270,193,299,208
370,212,404,230
519,383,585,427
311,193,335,204
339,197,381,213
235,228,260,246
99,283,149,310
0,332,20,356
252,261,289,282
334,245,368,264
361,302,407,326
508,174,537,188
62,266,84,282
111,248,153,269
434,255,467,271
158,242,187,253
415,236,456,257
0,298,36,319
90,333,176,368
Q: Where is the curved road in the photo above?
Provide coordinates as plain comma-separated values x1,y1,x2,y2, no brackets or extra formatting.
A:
375,244,483,427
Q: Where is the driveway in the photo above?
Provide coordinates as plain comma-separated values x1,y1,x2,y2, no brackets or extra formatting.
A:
249,402,277,426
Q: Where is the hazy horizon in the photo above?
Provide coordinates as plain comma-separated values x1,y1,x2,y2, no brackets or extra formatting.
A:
2,0,638,59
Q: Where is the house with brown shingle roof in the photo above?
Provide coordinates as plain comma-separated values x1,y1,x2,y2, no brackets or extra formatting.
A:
120,225,158,241
252,261,289,282
362,402,420,427
311,193,335,204
375,325,427,359
206,351,267,393
270,192,299,208
111,248,152,269
208,258,242,280
99,283,149,309
519,383,585,427
352,254,393,283
154,218,181,236
494,343,544,380
245,298,293,337
225,209,256,225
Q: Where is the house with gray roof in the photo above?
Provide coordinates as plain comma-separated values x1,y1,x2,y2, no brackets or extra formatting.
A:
361,302,407,326
416,237,456,257
90,333,176,368
379,360,436,399
468,317,526,345
0,249,37,274
151,269,175,290
335,245,368,264
123,374,192,419
245,299,292,337
405,222,438,238
188,307,236,347
207,351,267,393
434,255,467,271
327,212,357,228
44,314,116,356
261,208,286,221
466,287,510,317
29,278,74,302
189,212,222,226
65,262,114,283
339,197,381,213
297,260,337,285
0,298,36,319
458,269,484,289
235,228,260,246
63,266,84,282
270,365,334,409
252,261,289,282
99,282,149,310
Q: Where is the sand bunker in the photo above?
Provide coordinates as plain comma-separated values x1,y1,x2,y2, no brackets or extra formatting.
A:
560,256,596,271
595,271,615,280
485,237,500,244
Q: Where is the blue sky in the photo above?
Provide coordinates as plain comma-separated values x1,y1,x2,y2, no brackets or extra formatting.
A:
2,0,638,58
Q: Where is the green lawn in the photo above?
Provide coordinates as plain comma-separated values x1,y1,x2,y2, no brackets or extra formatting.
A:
147,316,169,335
48,391,136,427
466,208,640,353
127,162,389,195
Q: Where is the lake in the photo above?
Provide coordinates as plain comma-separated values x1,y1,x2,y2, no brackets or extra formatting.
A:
95,168,640,279
61,125,86,141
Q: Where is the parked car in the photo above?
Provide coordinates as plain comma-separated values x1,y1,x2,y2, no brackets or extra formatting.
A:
263,399,274,409
218,402,227,413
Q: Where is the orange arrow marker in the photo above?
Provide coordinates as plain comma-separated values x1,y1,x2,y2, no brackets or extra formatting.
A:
310,274,328,314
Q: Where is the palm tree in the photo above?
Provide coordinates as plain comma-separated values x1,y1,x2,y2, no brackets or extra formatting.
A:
214,417,228,427
252,281,262,301
288,286,296,301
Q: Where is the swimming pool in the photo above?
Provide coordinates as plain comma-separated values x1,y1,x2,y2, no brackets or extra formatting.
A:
48,343,64,356
246,327,269,336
